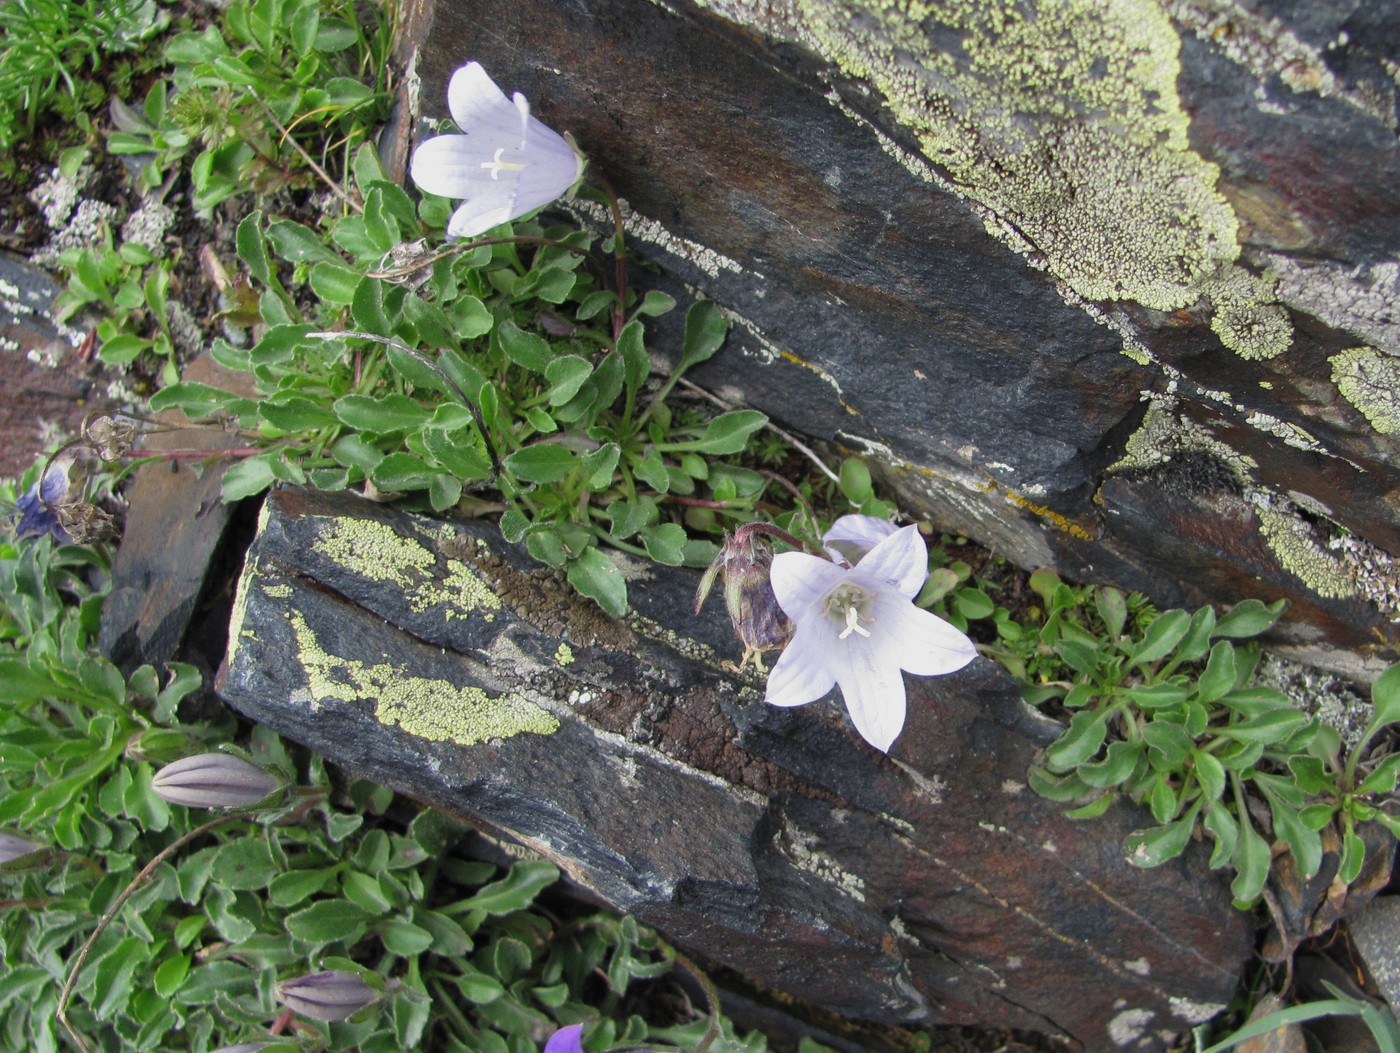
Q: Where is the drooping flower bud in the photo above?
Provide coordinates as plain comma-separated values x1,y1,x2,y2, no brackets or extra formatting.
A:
0,831,49,871
695,525,793,671
275,970,381,1021
151,752,285,809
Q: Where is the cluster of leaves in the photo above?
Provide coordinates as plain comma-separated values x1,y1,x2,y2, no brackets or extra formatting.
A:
0,497,797,1052
148,143,783,615
995,568,1400,908
0,0,166,156
108,0,393,207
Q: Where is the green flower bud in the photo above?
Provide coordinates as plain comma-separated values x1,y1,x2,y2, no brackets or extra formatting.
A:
151,753,284,809
276,970,380,1021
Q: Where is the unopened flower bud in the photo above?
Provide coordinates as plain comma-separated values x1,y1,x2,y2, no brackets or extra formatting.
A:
152,753,284,808
0,831,48,871
209,1044,280,1053
276,970,380,1021
695,526,793,671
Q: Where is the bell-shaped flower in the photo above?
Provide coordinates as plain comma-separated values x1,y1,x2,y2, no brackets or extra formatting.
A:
543,1024,585,1053
821,513,897,566
765,524,977,752
410,61,585,239
13,462,72,542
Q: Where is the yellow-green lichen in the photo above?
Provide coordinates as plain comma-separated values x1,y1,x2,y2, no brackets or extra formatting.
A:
289,612,558,744
311,518,503,616
262,583,292,599
1255,505,1357,599
554,643,575,666
1330,346,1400,434
704,0,1293,359
1208,267,1292,360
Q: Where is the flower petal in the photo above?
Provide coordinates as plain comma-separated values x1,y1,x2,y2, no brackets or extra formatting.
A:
765,624,837,708
769,551,846,624
833,639,907,752
869,596,978,677
849,524,928,599
543,1024,585,1053
822,514,897,565
446,62,519,139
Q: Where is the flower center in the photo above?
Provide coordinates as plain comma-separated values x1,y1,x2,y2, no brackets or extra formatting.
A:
824,584,873,640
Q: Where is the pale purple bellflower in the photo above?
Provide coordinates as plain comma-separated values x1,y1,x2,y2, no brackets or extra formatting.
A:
765,519,977,752
543,1025,585,1053
410,62,586,239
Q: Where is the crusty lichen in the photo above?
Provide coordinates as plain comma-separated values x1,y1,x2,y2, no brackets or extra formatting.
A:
1330,346,1400,434
311,518,503,617
289,612,559,744
1253,497,1358,599
696,0,1293,360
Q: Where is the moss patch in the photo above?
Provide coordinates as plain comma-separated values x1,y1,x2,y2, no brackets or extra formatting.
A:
1330,346,1400,434
289,612,559,745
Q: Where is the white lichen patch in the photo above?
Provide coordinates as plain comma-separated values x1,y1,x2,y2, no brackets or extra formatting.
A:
562,198,753,279
1268,256,1400,357
1123,957,1151,976
1107,1007,1155,1045
1169,996,1227,1024
120,201,176,258
779,820,867,902
890,758,946,803
1330,346,1400,434
289,611,558,745
310,518,503,617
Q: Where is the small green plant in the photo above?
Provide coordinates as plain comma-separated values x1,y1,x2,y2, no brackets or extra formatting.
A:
108,0,393,206
0,0,166,153
1017,567,1400,907
147,143,786,615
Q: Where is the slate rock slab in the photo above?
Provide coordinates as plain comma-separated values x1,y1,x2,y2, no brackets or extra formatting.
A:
394,0,1400,678
217,486,1251,1050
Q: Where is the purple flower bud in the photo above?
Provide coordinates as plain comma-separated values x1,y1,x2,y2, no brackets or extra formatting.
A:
543,1024,585,1053
276,970,380,1021
151,753,284,809
209,1044,278,1053
0,831,47,869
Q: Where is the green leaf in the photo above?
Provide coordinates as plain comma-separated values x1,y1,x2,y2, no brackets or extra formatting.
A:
618,319,649,399
1230,808,1271,906
1221,708,1308,743
684,410,768,455
1264,790,1323,880
1052,637,1098,675
452,861,559,915
309,261,364,306
546,355,593,406
1026,765,1093,802
582,442,621,490
149,381,241,418
380,919,435,956
333,393,431,433
503,444,579,484
235,210,272,285
639,523,687,566
1094,587,1127,638
1132,609,1191,665
1339,824,1367,885
1193,749,1227,801
1172,605,1217,665
1124,805,1200,868
214,837,280,891
1065,793,1114,820
285,899,373,945
1122,682,1189,709
1358,754,1400,796
1213,597,1286,639
1203,800,1237,868
266,219,340,264
1043,710,1109,772
679,299,727,370
259,396,341,433
567,547,627,617
221,455,279,502
498,319,553,372
270,867,342,907
1196,641,1238,704
93,936,149,1018
1370,662,1400,729
1078,739,1144,789
420,430,492,481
